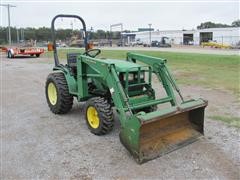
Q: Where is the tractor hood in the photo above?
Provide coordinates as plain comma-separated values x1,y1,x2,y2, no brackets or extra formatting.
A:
103,59,146,72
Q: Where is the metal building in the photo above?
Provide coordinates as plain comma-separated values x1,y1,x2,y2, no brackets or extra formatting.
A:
122,27,240,46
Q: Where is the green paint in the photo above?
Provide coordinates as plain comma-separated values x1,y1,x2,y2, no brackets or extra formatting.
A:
51,52,208,163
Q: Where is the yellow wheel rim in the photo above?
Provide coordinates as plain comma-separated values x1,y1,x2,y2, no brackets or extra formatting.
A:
87,106,100,129
48,82,57,105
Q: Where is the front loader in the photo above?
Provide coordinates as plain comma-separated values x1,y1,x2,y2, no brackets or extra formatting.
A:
45,14,208,163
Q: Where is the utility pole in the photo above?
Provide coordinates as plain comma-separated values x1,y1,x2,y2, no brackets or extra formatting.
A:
148,23,152,46
110,23,123,47
0,4,16,45
16,27,19,43
70,21,73,31
21,28,24,41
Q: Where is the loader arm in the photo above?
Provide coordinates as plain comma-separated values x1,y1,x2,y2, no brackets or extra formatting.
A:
127,52,185,104
124,53,208,163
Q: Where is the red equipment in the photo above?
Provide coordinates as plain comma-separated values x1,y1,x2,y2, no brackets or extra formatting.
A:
7,47,44,58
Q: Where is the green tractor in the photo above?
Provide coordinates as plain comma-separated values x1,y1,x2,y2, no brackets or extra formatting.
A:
45,14,208,163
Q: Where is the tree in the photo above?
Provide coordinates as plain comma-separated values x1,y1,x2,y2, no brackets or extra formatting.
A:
36,27,51,41
232,20,240,27
24,27,36,40
0,26,126,44
197,21,231,29
197,20,240,29
0,27,7,44
96,30,106,39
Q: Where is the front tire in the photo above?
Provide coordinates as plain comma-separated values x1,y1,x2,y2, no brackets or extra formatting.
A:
84,97,114,135
45,73,73,114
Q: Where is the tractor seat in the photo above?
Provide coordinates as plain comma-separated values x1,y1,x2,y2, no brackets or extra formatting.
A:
67,53,81,67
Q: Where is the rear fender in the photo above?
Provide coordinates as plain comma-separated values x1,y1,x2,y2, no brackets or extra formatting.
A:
53,66,77,96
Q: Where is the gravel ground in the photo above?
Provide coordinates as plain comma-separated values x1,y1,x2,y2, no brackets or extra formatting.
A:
1,54,240,179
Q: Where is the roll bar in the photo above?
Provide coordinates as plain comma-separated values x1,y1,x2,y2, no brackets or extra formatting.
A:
51,14,88,66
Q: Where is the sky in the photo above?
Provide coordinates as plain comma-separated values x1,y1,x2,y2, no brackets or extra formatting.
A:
0,0,239,31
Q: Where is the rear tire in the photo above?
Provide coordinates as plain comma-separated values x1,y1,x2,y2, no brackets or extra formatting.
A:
36,54,40,57
45,73,73,114
84,97,114,135
7,51,13,58
7,51,10,58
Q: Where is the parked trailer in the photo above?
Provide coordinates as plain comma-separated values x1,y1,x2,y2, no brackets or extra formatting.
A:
0,46,8,52
7,47,44,58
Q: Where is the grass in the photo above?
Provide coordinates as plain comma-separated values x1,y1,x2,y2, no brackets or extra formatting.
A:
209,115,240,128
44,48,240,95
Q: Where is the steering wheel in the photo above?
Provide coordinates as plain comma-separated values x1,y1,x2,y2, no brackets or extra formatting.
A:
83,49,101,58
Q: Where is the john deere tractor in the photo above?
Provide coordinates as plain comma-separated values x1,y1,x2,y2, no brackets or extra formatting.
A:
45,14,208,163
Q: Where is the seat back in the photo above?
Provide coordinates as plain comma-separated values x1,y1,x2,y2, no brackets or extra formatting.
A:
67,53,81,67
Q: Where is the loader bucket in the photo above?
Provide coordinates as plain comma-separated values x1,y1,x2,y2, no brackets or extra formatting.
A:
120,99,208,164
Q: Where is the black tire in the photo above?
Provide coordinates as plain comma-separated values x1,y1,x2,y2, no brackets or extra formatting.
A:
7,51,10,58
36,54,40,57
84,97,114,135
7,51,13,58
45,72,73,114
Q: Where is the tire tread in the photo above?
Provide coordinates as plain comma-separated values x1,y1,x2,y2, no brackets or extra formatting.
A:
45,72,73,114
85,97,114,135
